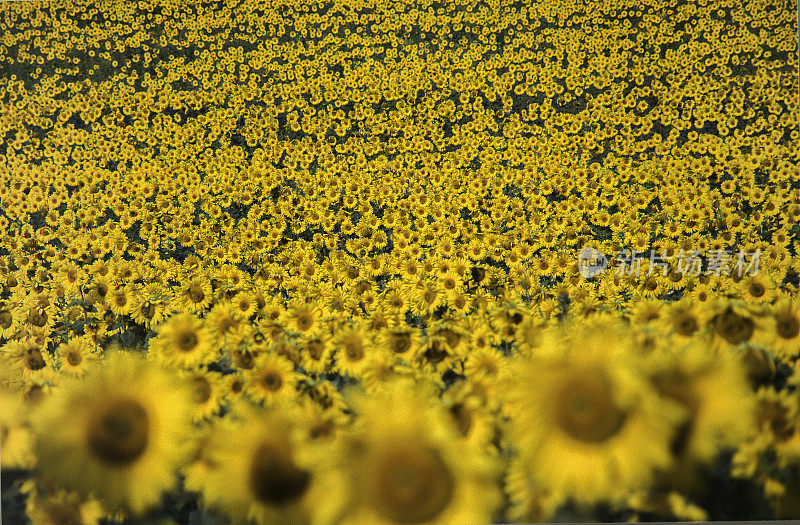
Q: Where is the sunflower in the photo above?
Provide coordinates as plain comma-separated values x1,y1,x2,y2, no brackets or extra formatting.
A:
2,337,56,383
232,290,258,320
341,379,502,524
739,273,776,304
204,302,243,345
299,332,334,376
128,287,170,327
503,323,685,506
706,300,771,352
768,296,800,361
245,352,299,406
180,368,224,421
0,302,19,339
57,336,99,377
184,403,347,525
283,300,323,335
179,277,213,314
0,388,36,469
58,261,85,294
646,341,755,482
332,322,373,377
31,352,194,515
107,285,132,317
377,325,419,361
150,313,217,369
85,275,113,305
222,372,247,403
660,299,708,346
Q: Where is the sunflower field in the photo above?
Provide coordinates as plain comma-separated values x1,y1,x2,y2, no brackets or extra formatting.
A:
1,0,799,523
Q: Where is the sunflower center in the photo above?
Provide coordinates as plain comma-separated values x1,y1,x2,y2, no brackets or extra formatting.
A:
750,282,765,297
390,332,411,353
713,308,754,345
776,314,800,340
296,314,312,331
369,443,455,524
114,292,127,307
0,310,11,329
307,340,324,360
554,370,627,443
26,349,47,371
249,442,311,506
192,377,212,404
188,287,205,303
344,340,364,361
87,399,149,465
66,350,82,366
176,330,199,352
675,314,699,336
260,372,283,392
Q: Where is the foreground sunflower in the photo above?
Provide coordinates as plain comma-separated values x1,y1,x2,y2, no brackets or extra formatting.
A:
185,402,347,525
503,322,685,506
341,378,502,524
31,353,194,515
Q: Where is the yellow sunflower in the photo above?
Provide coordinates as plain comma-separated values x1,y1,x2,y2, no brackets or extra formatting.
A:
184,402,348,525
768,296,800,361
150,313,217,369
57,336,99,377
179,277,213,314
341,378,502,524
646,340,756,489
204,301,243,345
2,337,56,384
180,368,224,421
283,300,323,335
299,331,334,376
332,322,373,377
244,352,299,406
31,352,194,515
503,323,685,506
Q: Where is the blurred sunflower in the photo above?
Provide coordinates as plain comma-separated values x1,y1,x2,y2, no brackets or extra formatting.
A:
377,325,419,361
205,301,243,344
660,299,708,346
150,313,217,369
646,341,755,488
31,352,194,515
0,388,37,469
283,300,323,335
341,379,502,524
332,322,372,377
504,323,685,506
181,368,224,421
245,352,299,406
184,403,347,525
768,296,800,361
299,332,334,376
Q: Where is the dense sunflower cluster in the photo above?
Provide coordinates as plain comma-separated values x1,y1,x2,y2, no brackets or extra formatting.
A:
1,0,798,523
